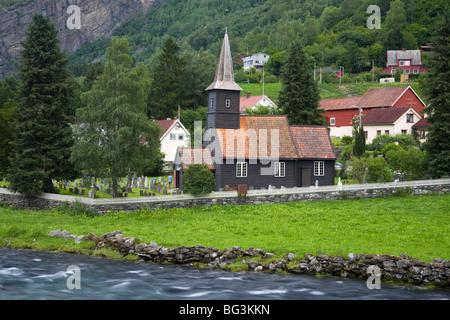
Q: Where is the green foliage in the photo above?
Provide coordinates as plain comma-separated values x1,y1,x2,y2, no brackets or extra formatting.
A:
352,126,366,158
148,37,187,120
423,14,450,178
0,102,17,176
71,37,161,197
7,14,77,194
279,42,325,125
366,157,393,183
244,104,281,115
57,201,99,217
385,147,428,180
341,136,353,145
368,133,417,152
182,164,216,195
348,156,367,183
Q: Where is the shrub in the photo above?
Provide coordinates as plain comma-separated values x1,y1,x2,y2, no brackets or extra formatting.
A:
182,164,216,195
366,157,393,183
341,136,353,145
385,147,427,181
369,134,417,152
349,156,367,184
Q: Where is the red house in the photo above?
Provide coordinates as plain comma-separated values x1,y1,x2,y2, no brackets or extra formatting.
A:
319,86,426,138
381,49,428,75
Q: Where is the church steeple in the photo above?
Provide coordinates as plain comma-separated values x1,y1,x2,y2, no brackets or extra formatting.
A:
206,32,242,92
205,17,242,131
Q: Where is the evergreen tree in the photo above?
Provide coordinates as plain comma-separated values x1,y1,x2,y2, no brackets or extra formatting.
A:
71,37,161,197
353,126,366,158
424,15,450,178
7,14,77,193
148,37,187,120
278,42,325,126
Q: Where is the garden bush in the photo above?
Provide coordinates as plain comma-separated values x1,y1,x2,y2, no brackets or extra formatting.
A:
182,164,216,195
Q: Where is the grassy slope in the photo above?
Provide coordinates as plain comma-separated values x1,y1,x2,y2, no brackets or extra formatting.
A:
239,82,426,106
1,194,448,261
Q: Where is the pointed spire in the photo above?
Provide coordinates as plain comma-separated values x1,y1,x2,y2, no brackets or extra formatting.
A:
206,32,242,91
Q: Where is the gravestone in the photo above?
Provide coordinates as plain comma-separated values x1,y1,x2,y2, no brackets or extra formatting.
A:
89,190,93,198
81,189,85,196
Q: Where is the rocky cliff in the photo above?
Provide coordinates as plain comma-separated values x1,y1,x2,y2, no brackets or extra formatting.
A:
0,0,157,79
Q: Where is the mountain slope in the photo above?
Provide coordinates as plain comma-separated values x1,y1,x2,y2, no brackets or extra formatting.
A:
0,0,157,79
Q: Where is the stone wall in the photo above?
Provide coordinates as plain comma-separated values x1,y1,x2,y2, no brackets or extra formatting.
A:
1,179,449,213
49,230,450,288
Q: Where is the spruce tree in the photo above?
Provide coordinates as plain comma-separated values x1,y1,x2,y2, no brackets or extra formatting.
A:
424,15,450,178
279,42,325,125
148,37,187,120
7,14,76,194
71,37,161,197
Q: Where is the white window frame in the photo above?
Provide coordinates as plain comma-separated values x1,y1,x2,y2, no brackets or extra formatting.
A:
274,162,285,177
170,133,176,140
330,118,335,126
405,69,410,74
210,97,214,109
399,61,405,66
236,162,247,178
314,161,324,177
178,133,184,141
225,99,231,108
413,69,419,74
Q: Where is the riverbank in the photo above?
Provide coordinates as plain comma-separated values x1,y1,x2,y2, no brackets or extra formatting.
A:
43,229,449,288
1,194,449,288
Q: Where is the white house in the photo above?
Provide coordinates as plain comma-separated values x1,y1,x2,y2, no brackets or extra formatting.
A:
155,119,191,164
243,52,270,71
239,93,278,113
361,107,423,143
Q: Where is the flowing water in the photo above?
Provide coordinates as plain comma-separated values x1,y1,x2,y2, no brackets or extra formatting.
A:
0,247,448,300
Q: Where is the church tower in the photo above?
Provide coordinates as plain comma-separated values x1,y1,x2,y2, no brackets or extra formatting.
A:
205,30,243,130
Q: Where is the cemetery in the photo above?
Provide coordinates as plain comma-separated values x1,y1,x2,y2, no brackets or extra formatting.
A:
0,174,183,199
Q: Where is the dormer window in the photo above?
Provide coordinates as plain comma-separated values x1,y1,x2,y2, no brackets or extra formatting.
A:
225,99,231,108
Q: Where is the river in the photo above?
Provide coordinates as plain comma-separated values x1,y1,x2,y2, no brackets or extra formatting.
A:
0,247,448,301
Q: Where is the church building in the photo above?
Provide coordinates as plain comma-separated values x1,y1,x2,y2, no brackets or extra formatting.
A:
174,30,336,191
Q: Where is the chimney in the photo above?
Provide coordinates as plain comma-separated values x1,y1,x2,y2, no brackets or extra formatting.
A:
246,92,252,98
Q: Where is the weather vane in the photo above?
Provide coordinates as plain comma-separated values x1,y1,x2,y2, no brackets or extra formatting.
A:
225,9,229,34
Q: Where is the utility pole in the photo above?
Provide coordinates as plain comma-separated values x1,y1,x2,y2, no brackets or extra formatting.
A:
372,59,375,83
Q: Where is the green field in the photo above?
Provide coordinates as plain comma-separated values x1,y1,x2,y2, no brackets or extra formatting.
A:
1,194,448,262
239,82,426,106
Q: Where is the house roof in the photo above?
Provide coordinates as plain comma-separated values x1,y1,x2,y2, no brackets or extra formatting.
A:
361,107,414,125
206,33,242,92
154,119,177,139
239,95,276,112
319,86,424,111
175,147,215,170
412,118,431,128
290,126,336,159
387,50,422,66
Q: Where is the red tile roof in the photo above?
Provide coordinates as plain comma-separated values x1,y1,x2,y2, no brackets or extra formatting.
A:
154,119,176,139
319,86,413,111
361,107,412,125
176,148,215,170
412,118,430,128
290,126,336,159
215,115,299,160
240,95,275,112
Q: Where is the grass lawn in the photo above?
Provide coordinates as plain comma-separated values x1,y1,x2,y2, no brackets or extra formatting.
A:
0,194,448,261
